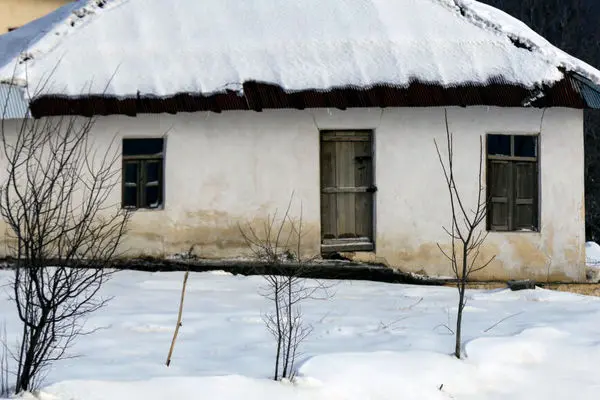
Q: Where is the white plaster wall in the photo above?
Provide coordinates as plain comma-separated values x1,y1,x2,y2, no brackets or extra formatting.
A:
0,106,585,280
89,111,323,257
372,107,585,281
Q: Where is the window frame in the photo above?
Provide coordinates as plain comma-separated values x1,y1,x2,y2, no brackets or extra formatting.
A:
486,133,540,232
122,138,165,210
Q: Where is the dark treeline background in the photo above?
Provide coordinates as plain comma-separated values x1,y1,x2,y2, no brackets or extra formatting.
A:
480,0,600,241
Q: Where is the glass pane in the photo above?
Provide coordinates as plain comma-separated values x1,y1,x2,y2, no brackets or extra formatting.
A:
514,136,537,157
487,134,510,156
145,161,161,184
123,186,137,208
145,186,161,208
124,162,138,183
123,138,164,156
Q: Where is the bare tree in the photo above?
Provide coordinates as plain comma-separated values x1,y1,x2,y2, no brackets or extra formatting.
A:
434,111,495,359
239,195,332,381
0,85,130,393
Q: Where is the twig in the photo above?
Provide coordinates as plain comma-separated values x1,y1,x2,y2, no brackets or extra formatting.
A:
483,312,524,333
433,324,455,335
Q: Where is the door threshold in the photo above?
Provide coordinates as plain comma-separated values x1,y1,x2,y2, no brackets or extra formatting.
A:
321,241,374,252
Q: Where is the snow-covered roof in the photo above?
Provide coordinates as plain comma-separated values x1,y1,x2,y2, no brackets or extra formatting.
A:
1,0,599,101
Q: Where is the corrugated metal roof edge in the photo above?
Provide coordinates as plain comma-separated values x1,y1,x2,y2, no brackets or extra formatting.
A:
2,72,595,119
28,76,588,118
569,73,600,110
0,84,30,119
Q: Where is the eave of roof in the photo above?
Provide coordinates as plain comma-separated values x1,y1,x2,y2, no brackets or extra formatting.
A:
28,75,591,118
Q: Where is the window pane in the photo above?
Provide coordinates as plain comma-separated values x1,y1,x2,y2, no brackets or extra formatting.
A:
145,160,161,184
514,136,537,158
123,138,164,156
124,162,138,183
145,186,161,208
123,186,138,208
487,134,510,156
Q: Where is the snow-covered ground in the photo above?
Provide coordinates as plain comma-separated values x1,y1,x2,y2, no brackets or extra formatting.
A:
586,241,600,266
1,269,600,399
585,241,600,281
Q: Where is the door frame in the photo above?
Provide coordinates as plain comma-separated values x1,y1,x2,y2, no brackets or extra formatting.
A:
319,129,376,253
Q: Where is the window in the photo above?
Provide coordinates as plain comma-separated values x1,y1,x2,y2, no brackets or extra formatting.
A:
122,138,164,209
487,134,538,231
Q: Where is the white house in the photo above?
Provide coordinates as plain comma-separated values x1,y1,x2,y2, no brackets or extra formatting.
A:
1,0,600,282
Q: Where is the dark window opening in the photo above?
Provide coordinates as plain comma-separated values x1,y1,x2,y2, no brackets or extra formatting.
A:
513,135,537,157
122,138,164,209
123,138,163,156
487,134,538,232
487,134,511,156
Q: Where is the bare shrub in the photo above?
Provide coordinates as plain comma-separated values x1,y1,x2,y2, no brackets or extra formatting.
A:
239,195,333,381
0,85,130,393
434,110,495,359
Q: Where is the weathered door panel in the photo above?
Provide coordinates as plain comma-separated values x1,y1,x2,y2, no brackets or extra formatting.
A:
320,131,374,251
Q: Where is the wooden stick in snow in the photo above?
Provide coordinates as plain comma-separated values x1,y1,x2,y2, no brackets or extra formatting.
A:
166,270,189,367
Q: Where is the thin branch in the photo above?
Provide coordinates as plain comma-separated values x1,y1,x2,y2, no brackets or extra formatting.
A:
483,312,524,333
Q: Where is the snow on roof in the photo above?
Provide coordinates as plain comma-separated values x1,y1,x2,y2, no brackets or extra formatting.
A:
0,0,90,83
1,0,599,100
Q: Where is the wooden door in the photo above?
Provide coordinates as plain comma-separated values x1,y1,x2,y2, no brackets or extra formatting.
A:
320,131,374,251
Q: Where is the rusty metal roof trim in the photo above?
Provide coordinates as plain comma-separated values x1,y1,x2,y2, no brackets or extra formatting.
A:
29,77,588,118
